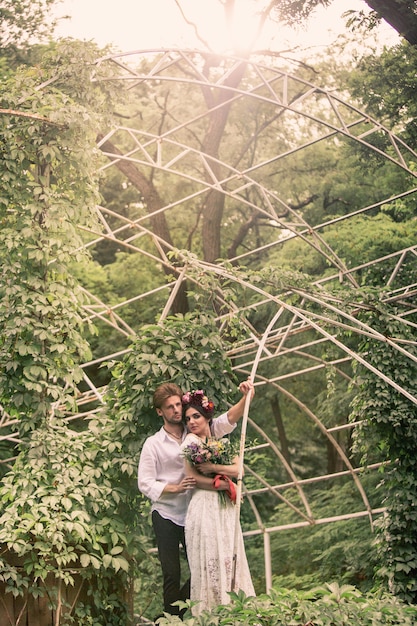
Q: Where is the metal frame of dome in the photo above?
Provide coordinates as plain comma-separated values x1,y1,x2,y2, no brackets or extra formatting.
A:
83,49,417,589
3,48,416,590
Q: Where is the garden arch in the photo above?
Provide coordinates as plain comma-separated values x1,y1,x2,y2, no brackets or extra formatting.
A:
5,48,417,591
86,49,417,589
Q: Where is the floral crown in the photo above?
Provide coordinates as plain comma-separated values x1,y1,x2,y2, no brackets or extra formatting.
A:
182,389,215,418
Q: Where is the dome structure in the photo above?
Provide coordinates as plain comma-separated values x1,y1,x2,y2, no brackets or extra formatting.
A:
5,48,417,589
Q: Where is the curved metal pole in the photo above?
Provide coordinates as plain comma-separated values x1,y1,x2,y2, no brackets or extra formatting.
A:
230,386,253,592
230,307,284,591
198,260,417,408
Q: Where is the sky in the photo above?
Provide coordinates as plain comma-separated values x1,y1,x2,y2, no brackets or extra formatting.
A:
52,0,399,56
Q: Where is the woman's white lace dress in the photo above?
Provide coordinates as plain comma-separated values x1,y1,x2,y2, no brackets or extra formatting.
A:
182,436,255,615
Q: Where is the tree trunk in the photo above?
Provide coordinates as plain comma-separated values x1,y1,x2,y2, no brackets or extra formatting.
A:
270,395,292,468
364,0,417,45
200,59,247,263
327,432,346,475
98,135,189,314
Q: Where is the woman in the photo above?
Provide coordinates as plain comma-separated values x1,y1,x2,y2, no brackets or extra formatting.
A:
180,389,255,616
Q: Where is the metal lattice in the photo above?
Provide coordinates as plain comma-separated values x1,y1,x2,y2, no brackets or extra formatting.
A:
6,49,417,588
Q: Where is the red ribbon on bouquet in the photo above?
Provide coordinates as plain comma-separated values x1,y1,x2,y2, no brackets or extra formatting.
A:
212,474,237,503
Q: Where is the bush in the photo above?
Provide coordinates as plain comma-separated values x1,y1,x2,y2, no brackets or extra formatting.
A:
153,584,417,626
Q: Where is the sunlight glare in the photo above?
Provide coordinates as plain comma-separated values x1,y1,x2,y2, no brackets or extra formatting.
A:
180,0,262,54
230,0,261,54
53,0,400,56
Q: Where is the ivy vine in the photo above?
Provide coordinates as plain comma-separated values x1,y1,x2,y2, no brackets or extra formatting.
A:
350,303,417,602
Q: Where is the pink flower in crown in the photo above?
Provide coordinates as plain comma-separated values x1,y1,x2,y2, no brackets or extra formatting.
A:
182,389,215,417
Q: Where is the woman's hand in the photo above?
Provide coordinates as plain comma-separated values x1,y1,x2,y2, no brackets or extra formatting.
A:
197,462,215,475
226,377,254,425
212,474,237,502
239,377,254,399
213,476,228,490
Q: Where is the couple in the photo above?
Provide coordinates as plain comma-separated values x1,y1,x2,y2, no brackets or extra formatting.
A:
138,380,255,618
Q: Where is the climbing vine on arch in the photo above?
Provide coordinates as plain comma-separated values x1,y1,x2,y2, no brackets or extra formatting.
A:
350,300,417,603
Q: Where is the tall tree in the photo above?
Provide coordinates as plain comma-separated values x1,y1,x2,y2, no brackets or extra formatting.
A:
97,52,339,313
364,0,417,44
347,41,417,148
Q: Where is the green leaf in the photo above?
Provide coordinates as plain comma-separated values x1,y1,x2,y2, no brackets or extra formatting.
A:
112,556,129,572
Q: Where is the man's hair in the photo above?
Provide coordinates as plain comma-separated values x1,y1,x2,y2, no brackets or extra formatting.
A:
153,382,183,409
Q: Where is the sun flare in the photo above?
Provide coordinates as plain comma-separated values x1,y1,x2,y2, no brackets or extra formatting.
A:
180,0,263,54
53,0,398,56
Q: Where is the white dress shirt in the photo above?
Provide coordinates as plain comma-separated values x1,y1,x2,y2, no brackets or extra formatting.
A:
138,412,236,526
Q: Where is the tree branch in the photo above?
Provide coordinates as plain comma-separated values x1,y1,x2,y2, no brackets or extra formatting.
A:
0,108,66,127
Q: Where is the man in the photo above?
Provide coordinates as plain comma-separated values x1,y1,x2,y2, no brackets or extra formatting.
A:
137,379,254,618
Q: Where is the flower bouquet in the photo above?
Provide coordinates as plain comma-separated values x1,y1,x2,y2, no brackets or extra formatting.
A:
181,437,238,505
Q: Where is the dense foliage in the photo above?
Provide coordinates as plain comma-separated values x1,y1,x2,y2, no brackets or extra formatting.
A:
0,0,58,48
0,41,138,624
348,41,417,147
0,45,101,433
156,583,417,625
351,305,417,602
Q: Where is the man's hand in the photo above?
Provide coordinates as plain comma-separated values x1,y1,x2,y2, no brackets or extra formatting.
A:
176,476,196,493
